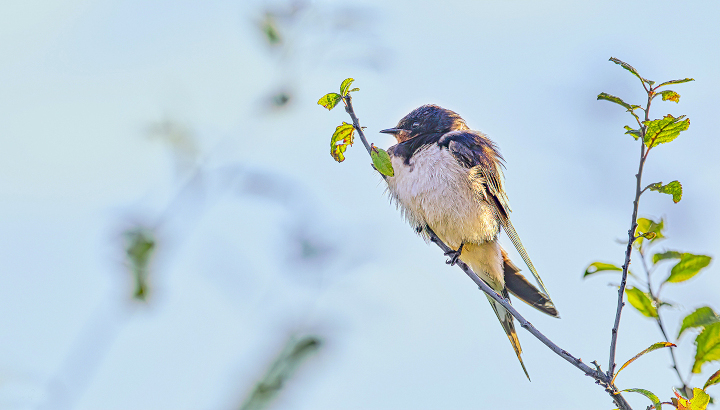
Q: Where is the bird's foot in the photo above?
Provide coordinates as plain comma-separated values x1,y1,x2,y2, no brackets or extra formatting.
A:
444,243,464,266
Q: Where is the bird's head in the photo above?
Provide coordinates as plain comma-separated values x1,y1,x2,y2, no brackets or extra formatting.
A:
380,104,468,143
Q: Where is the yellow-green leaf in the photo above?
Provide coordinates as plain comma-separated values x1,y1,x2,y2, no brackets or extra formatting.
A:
624,125,642,140
318,92,342,110
675,387,711,410
658,90,681,103
612,342,675,384
330,122,355,162
635,217,665,250
583,262,622,277
622,388,661,410
626,287,658,318
704,369,720,391
667,253,712,283
691,388,711,410
643,114,690,148
340,78,355,96
693,322,720,374
679,307,720,338
370,145,394,177
648,180,683,203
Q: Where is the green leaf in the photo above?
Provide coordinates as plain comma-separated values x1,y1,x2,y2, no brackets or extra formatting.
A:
667,253,712,283
643,114,690,148
679,307,720,338
340,78,355,96
597,92,635,111
370,144,394,177
693,322,720,374
622,388,662,410
330,122,355,162
349,87,360,92
318,93,342,110
584,262,622,277
704,369,720,391
653,250,683,264
635,217,665,250
648,180,683,203
626,287,658,318
624,125,642,140
610,57,655,86
657,78,695,88
658,90,681,103
612,341,675,384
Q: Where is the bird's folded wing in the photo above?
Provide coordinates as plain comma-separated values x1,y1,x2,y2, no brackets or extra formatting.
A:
441,130,554,302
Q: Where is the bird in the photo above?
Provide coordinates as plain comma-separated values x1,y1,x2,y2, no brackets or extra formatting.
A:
380,104,558,379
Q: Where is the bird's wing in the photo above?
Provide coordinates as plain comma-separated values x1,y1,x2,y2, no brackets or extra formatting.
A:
440,131,553,302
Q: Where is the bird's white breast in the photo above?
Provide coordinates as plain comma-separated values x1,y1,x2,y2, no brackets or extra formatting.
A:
385,144,500,248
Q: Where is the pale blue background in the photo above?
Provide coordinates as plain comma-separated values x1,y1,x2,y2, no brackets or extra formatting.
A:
2,1,719,409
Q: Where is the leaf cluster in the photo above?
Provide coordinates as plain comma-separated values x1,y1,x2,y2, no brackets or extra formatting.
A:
318,78,394,176
615,345,719,410
586,217,717,408
586,218,715,372
597,57,693,152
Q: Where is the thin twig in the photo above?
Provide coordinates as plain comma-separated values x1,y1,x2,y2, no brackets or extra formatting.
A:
639,251,691,395
340,95,633,410
342,95,372,155
607,86,653,379
426,227,632,410
424,227,597,377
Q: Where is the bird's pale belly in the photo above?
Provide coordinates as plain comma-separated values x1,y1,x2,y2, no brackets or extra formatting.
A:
386,144,500,248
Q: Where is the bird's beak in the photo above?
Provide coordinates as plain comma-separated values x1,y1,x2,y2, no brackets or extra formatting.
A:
380,127,412,142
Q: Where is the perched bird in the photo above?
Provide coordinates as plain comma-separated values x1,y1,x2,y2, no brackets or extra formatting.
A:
380,105,558,379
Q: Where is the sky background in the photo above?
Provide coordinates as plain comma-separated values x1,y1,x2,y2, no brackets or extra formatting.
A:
2,0,720,409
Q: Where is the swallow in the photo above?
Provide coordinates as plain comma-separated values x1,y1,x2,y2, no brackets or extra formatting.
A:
381,104,558,379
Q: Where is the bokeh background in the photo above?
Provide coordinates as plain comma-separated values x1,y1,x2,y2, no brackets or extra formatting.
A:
2,1,719,409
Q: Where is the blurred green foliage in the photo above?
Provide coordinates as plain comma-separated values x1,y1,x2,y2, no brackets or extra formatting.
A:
240,336,322,410
124,227,156,301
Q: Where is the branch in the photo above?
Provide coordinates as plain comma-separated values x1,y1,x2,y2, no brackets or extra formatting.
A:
426,227,632,410
639,251,691,396
340,95,633,410
342,95,372,155
607,87,652,379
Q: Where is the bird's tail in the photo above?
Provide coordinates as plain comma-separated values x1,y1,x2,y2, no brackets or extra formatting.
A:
502,249,559,318
487,294,530,381
460,242,530,380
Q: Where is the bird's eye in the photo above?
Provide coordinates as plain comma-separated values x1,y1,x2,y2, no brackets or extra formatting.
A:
411,122,420,129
